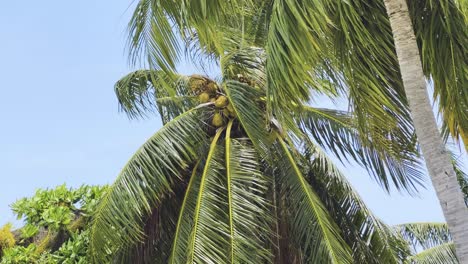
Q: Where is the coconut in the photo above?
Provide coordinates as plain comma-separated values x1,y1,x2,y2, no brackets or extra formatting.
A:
212,113,224,127
226,104,236,117
206,82,218,93
189,78,205,92
214,96,228,108
198,92,210,103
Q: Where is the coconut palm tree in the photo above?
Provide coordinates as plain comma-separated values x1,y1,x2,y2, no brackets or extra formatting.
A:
382,1,468,261
396,162,468,263
89,42,422,262
98,0,467,260
122,0,468,259
396,222,457,264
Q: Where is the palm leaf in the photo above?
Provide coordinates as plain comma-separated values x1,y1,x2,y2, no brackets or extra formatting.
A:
275,136,353,263
225,121,272,263
296,105,424,193
90,108,209,262
114,70,197,121
407,243,457,264
168,161,204,264
300,138,410,263
395,222,451,251
187,128,231,264
408,0,468,151
225,80,271,158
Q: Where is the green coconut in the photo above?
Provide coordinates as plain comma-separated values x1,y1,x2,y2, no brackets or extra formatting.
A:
206,82,218,93
212,113,224,127
214,96,229,108
198,92,211,103
226,104,237,117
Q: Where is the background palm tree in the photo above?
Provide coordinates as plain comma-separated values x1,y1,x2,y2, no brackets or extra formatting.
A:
396,222,457,264
382,1,468,261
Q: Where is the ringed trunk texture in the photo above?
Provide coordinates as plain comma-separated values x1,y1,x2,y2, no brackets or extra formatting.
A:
383,0,468,262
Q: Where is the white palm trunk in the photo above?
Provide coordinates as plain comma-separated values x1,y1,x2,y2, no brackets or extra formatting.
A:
383,0,468,262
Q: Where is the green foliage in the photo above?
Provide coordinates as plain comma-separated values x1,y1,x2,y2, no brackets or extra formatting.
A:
0,244,53,264
1,185,108,264
0,224,15,255
91,63,425,262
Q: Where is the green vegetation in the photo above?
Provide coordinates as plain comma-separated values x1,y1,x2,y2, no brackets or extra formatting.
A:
0,185,107,264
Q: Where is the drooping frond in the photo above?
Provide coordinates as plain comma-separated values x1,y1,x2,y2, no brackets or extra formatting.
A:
275,137,353,263
296,105,424,193
225,80,271,158
394,222,451,252
168,161,203,264
225,121,272,263
300,138,410,263
265,0,332,111
90,108,209,262
408,0,468,151
128,0,182,70
113,182,186,263
187,128,231,264
407,242,457,264
114,70,198,121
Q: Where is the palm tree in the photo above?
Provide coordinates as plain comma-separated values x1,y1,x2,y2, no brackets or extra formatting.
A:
132,0,468,259
89,44,420,262
396,162,468,263
396,222,457,264
382,1,468,261
97,0,467,260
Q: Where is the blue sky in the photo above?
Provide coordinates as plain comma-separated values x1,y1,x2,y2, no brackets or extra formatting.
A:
0,0,453,227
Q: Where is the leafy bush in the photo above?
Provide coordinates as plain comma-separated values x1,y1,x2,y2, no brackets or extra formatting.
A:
0,185,107,263
0,224,15,256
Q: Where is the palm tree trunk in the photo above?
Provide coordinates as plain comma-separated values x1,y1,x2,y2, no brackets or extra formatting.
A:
383,0,468,262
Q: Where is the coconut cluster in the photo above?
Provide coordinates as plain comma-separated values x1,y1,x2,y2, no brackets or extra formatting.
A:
189,75,236,128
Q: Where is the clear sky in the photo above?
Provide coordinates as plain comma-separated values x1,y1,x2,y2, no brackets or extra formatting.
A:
0,0,456,228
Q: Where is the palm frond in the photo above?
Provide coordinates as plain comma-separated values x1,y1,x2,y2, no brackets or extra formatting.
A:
89,108,209,262
187,128,231,264
225,80,271,158
275,136,353,263
296,106,425,193
114,70,198,121
127,0,182,70
113,182,186,263
265,0,332,111
395,222,451,252
300,138,410,263
408,0,468,151
225,121,272,263
168,162,203,264
407,242,457,264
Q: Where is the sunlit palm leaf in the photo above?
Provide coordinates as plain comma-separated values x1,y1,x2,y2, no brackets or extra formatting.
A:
128,0,182,70
225,80,271,158
90,108,209,262
187,128,230,264
225,121,272,263
275,137,353,263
